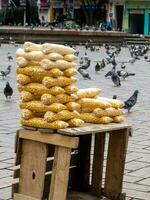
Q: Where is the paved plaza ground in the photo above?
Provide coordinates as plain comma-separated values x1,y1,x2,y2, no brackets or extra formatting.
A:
0,43,150,200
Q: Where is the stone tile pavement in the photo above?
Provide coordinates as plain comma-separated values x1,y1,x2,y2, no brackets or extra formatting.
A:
0,44,150,200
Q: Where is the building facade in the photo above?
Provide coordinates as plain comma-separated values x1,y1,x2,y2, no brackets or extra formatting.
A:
123,0,150,35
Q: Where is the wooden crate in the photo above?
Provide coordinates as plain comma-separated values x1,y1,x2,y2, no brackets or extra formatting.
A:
13,122,132,200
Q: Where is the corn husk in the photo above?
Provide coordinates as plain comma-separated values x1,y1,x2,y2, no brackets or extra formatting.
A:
77,88,101,99
66,102,81,112
63,54,77,62
21,118,69,129
42,43,76,55
78,98,111,109
63,68,77,77
68,118,84,127
23,42,42,52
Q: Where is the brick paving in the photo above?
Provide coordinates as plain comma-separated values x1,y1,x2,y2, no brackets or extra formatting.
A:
0,43,150,199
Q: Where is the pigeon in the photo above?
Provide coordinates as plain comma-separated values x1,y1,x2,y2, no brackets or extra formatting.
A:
123,90,139,112
78,69,91,80
112,95,117,99
7,54,13,61
100,59,106,69
117,70,135,80
121,63,126,69
78,60,91,70
3,82,13,100
84,52,89,62
95,62,101,72
105,66,116,78
79,57,84,65
0,65,12,78
111,71,121,86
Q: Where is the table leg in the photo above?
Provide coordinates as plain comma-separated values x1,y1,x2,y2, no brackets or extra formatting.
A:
91,133,106,196
19,140,48,199
49,146,72,200
104,128,129,200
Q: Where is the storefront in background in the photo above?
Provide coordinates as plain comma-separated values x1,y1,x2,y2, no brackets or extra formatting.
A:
123,0,150,35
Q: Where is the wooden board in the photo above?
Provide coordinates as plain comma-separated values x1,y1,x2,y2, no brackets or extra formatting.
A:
19,129,79,149
19,140,48,199
12,133,22,196
14,193,40,200
49,146,71,200
104,128,129,199
91,133,106,196
58,122,132,136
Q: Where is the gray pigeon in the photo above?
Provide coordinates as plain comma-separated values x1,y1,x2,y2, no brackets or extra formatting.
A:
123,90,139,112
111,71,121,86
78,69,91,80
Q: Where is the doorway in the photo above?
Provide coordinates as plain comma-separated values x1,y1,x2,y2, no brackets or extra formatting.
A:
129,13,144,34
116,5,123,31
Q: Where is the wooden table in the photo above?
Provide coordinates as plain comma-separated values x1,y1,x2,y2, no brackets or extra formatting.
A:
13,122,132,200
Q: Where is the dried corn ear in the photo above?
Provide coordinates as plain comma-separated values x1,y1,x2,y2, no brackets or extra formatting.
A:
20,91,34,102
21,118,69,129
79,113,102,123
42,43,76,55
17,74,31,85
41,94,58,105
105,107,125,117
23,42,42,52
16,66,46,82
98,116,113,124
24,51,44,61
57,76,77,86
20,101,49,113
93,108,106,117
64,85,78,94
113,116,125,123
57,110,80,121
45,52,63,61
98,97,124,109
16,57,29,67
56,94,78,104
63,54,77,62
81,107,95,113
22,83,52,96
68,118,84,127
16,48,27,57
48,103,67,113
42,77,58,88
66,102,81,112
80,113,113,124
48,68,63,77
44,111,58,122
21,109,34,120
77,88,101,99
50,86,65,95
78,98,111,109
63,68,77,77
55,60,77,70
40,59,56,70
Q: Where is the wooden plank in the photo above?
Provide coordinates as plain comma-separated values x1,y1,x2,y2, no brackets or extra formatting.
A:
49,146,71,200
91,133,106,196
58,122,132,136
104,128,129,199
19,140,48,199
71,135,92,192
12,135,22,196
43,144,55,199
14,193,40,200
19,129,79,148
